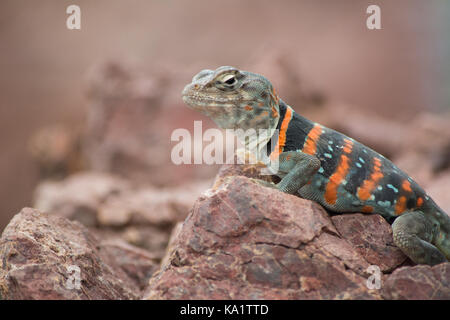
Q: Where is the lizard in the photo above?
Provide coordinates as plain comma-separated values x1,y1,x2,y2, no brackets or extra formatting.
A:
182,66,450,266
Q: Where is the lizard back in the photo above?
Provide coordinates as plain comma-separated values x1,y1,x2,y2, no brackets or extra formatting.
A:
268,100,432,221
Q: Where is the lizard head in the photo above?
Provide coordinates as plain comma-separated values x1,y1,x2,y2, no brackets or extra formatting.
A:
182,66,280,132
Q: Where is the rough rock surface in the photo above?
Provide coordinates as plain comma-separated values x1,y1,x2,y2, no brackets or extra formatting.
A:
33,172,130,226
382,264,450,299
3,165,449,299
33,171,209,260
331,214,408,272
98,239,159,292
145,176,388,299
0,208,158,299
249,51,326,110
28,124,85,180
144,173,449,300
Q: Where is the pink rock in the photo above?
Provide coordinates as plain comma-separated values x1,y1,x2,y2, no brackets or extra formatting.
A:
382,263,450,299
144,176,382,300
33,171,209,260
331,214,407,272
84,61,217,187
425,170,450,215
0,208,155,299
33,172,130,226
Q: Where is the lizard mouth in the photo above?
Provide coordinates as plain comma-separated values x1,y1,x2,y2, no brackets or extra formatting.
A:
182,94,241,108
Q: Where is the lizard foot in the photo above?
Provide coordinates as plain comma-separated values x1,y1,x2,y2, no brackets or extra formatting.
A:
392,211,447,266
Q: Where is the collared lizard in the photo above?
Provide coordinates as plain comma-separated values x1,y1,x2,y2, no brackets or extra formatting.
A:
182,66,450,266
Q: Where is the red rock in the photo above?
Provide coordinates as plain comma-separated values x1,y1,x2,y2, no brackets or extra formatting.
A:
425,170,450,215
212,163,278,189
250,51,326,110
28,124,85,180
33,172,130,226
98,239,159,291
91,225,170,261
144,176,383,300
98,182,209,227
393,151,434,188
9,159,448,300
382,263,450,299
0,208,147,299
33,172,208,260
159,222,183,268
84,61,218,187
331,214,407,272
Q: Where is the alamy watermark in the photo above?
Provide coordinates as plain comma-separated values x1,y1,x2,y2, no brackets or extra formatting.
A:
66,5,81,30
65,4,380,31
65,265,81,290
366,265,382,289
366,5,381,30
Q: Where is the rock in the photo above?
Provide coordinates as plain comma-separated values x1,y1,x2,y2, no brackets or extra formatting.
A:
98,239,159,292
33,172,130,226
431,141,450,174
144,169,449,300
144,176,386,300
4,171,448,299
97,182,209,227
28,124,85,180
425,170,450,215
0,207,154,299
331,214,407,272
212,163,278,190
33,172,208,229
250,51,326,110
141,221,184,298
86,61,163,102
311,108,450,169
91,225,170,262
159,222,183,268
382,263,450,299
32,171,209,261
324,106,412,160
411,112,450,158
392,151,434,187
84,62,166,184
84,61,217,187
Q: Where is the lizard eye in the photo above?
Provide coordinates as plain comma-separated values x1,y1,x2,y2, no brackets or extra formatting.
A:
222,74,237,86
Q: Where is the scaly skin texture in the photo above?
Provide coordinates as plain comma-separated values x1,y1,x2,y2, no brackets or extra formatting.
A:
182,66,450,266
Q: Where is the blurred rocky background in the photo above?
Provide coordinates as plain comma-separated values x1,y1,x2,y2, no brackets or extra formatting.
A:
1,0,450,230
0,0,450,300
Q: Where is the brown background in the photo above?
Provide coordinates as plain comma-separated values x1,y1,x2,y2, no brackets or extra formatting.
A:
1,0,449,230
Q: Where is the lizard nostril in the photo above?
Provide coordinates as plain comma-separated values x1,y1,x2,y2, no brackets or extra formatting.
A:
194,84,200,90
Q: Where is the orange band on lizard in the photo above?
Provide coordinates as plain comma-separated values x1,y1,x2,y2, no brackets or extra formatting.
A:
402,180,412,193
270,106,293,161
395,196,407,215
416,197,424,207
302,123,322,156
357,157,383,201
324,138,354,205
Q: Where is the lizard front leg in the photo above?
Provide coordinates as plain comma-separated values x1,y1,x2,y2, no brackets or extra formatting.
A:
247,151,320,193
273,151,321,194
392,211,447,265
